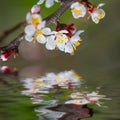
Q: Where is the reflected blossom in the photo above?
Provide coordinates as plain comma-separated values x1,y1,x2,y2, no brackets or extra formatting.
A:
66,91,108,106
21,70,83,96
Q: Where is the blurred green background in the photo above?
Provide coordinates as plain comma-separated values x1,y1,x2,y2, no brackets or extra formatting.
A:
0,0,120,120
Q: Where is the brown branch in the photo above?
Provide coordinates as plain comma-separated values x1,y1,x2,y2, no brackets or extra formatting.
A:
0,32,24,51
45,0,78,26
0,22,25,43
0,0,79,58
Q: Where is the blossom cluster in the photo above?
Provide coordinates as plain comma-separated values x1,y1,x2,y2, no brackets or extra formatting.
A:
23,0,106,55
71,2,105,24
24,5,51,44
21,70,109,106
21,70,83,96
24,4,84,54
0,0,106,61
65,91,108,106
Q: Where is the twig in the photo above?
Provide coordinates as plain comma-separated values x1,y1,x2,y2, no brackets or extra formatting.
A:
0,0,83,56
0,32,24,51
45,0,78,26
0,22,25,43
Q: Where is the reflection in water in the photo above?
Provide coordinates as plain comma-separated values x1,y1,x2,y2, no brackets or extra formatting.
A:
36,104,93,120
20,70,109,120
0,66,110,120
47,104,93,120
65,91,107,106
21,70,83,96
0,66,18,76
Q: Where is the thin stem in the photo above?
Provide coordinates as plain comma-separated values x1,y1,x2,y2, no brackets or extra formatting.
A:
0,0,78,53
0,33,24,51
0,22,25,43
45,0,78,26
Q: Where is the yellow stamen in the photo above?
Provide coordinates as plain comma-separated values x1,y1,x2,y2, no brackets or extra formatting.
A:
13,53,18,59
95,11,104,23
32,17,40,25
56,34,68,44
72,9,81,16
57,38,66,43
36,30,42,35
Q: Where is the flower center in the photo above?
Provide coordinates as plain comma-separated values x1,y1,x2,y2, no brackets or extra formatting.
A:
72,9,81,16
36,30,42,36
32,17,40,25
56,34,68,43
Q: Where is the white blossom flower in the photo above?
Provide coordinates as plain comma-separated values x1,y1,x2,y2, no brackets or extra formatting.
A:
45,30,69,51
65,30,84,54
45,29,84,54
37,0,59,8
25,21,52,43
54,30,69,51
25,6,52,43
89,3,105,24
71,2,87,19
26,13,42,25
36,24,52,44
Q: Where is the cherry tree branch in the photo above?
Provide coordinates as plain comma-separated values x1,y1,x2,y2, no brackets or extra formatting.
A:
45,0,78,26
0,32,24,53
0,22,25,43
0,0,80,53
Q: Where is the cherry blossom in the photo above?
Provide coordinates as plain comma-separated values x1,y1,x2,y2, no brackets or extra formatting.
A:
21,70,83,96
71,2,87,19
37,0,59,8
88,3,105,24
45,24,84,54
24,5,52,43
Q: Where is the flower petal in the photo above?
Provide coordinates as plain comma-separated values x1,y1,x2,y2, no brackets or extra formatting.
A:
45,36,56,50
36,35,46,44
65,42,74,53
46,0,54,8
70,30,84,43
37,21,46,29
41,27,52,35
31,5,40,14
26,12,32,23
97,3,105,8
24,25,36,36
25,35,34,42
91,9,105,24
71,2,79,9
57,43,65,51
37,0,44,5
